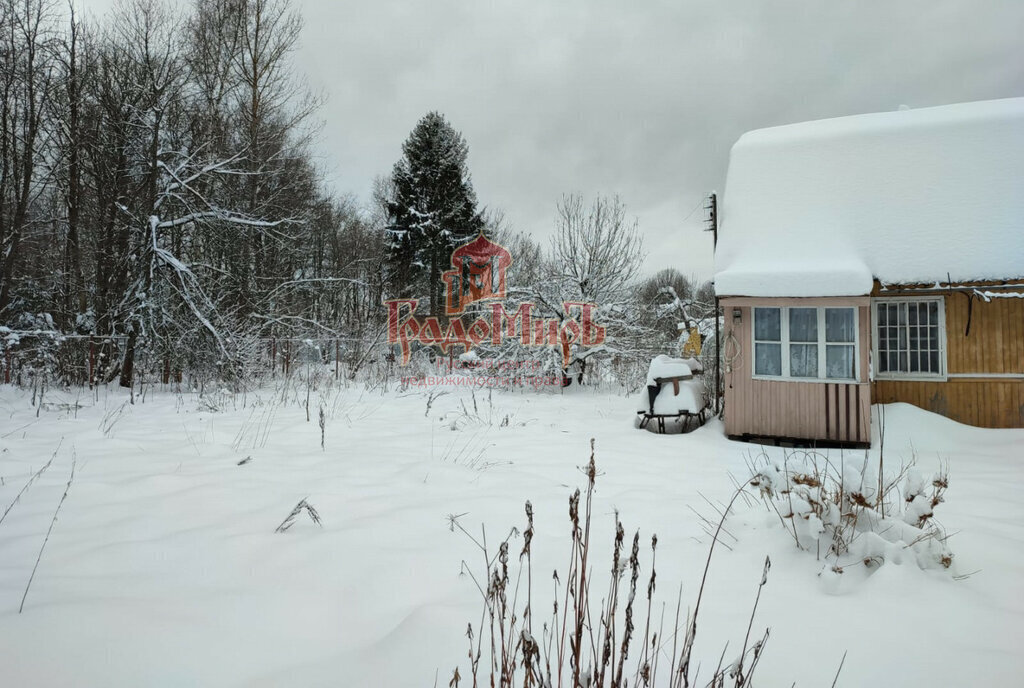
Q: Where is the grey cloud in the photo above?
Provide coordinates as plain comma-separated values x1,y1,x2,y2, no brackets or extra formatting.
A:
82,0,1024,278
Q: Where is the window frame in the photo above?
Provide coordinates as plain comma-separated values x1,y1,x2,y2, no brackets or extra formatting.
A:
751,306,860,382
870,297,947,381
752,307,783,377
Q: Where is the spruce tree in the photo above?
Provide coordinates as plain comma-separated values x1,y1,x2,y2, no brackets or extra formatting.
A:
386,112,483,314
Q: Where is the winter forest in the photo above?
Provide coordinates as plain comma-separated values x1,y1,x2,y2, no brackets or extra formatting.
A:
0,0,714,391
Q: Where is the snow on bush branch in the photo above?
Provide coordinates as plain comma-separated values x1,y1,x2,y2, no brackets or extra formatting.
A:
748,449,953,574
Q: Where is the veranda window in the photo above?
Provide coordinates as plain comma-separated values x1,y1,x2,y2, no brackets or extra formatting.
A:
825,308,856,379
753,307,782,376
789,308,818,377
752,306,858,381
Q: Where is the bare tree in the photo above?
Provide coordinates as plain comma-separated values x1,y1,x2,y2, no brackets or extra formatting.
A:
52,4,89,328
93,0,305,386
636,268,716,348
550,194,644,307
0,0,463,387
0,0,57,316
490,195,653,384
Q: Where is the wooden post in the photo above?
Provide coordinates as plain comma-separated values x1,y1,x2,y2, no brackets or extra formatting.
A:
88,339,95,388
715,297,721,414
334,340,340,379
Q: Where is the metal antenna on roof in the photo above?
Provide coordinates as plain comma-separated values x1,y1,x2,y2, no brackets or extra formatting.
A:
704,192,721,414
703,192,718,250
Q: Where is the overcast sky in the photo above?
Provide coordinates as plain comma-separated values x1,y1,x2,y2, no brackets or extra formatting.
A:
83,0,1023,279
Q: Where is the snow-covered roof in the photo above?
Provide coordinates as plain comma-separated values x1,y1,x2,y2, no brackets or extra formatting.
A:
714,98,1024,297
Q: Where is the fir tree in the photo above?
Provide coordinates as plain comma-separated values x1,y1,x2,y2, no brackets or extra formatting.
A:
386,112,483,314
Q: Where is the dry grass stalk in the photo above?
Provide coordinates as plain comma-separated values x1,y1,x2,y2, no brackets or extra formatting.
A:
448,440,781,688
0,439,62,528
20,449,76,613
275,498,322,533
319,405,326,450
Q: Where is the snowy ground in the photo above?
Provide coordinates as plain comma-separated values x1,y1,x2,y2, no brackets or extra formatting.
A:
0,379,1022,686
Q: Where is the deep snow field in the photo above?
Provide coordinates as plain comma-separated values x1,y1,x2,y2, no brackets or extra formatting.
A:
0,379,1022,687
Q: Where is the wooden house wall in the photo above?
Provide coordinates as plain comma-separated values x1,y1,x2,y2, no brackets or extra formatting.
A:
720,297,872,444
871,290,1024,428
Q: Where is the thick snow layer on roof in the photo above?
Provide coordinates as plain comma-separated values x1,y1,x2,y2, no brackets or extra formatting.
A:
714,98,1024,297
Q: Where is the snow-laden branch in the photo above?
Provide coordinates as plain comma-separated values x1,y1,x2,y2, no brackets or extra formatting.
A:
973,289,1024,302
248,313,347,338
264,277,370,302
154,150,246,211
153,209,300,230
144,216,230,359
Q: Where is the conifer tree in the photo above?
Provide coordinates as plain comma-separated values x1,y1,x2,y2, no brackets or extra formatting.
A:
386,112,483,314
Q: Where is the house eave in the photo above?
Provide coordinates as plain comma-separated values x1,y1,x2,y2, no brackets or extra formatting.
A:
876,277,1024,294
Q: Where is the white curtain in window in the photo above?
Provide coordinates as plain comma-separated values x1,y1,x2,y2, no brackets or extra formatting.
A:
754,307,783,376
825,308,855,343
755,343,782,376
754,308,780,341
826,345,855,378
790,344,817,377
789,308,817,342
788,308,820,377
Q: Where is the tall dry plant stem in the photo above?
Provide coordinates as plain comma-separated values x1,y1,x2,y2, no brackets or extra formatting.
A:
20,449,76,613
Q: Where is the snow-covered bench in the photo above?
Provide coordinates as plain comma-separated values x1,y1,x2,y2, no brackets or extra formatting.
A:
636,355,707,433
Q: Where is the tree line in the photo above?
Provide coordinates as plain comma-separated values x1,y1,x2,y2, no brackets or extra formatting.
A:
0,0,713,389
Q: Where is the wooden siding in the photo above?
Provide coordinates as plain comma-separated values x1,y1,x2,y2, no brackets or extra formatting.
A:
871,289,1024,428
942,291,1024,376
721,298,871,443
872,378,1024,428
723,290,1024,437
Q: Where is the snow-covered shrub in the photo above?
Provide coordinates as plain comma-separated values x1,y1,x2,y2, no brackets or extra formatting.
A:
748,449,953,574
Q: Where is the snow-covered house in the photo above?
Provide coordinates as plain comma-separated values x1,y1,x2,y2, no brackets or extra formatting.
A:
714,98,1024,446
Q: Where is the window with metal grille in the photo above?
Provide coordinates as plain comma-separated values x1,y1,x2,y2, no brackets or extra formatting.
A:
873,299,945,378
